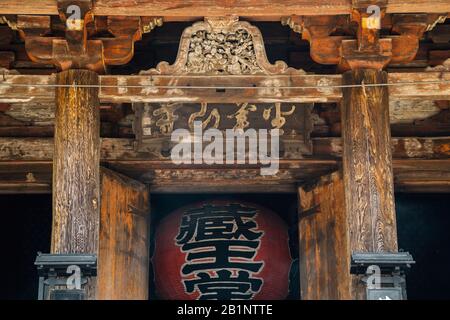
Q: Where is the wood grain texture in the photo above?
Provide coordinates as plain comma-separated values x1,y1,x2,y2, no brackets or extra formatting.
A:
298,171,353,300
341,69,398,254
1,72,449,104
2,137,449,161
0,137,447,194
0,1,448,16
52,70,100,255
0,158,448,194
97,167,149,300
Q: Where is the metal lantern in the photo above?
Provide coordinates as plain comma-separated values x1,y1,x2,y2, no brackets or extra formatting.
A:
351,252,415,300
34,252,97,300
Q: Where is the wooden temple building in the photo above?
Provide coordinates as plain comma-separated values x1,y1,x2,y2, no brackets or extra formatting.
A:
0,0,449,300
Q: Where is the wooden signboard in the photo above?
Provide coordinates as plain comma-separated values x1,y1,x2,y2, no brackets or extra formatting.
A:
133,102,313,159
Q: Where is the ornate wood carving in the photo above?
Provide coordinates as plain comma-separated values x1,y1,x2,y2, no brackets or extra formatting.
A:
133,17,312,159
427,58,450,71
141,16,305,76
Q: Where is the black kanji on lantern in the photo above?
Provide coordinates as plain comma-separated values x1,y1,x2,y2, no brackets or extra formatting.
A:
184,270,263,300
175,203,264,300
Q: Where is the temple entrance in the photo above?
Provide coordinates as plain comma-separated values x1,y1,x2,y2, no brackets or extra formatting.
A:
0,1,449,301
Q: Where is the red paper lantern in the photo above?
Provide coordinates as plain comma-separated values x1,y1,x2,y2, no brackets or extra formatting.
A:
153,200,292,300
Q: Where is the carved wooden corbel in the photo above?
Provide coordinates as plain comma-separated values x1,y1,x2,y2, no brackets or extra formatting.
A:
301,15,350,65
284,0,439,71
389,14,428,64
17,0,162,73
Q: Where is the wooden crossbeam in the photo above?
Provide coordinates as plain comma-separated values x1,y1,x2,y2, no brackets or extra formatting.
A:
0,1,448,17
1,137,448,161
0,72,449,103
0,137,448,193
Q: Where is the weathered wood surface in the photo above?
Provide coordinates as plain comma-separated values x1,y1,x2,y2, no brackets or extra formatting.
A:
1,100,446,139
19,9,147,73
0,0,448,16
388,72,450,100
97,168,150,300
298,171,353,300
1,137,448,161
341,69,398,255
0,137,448,193
51,70,100,257
394,159,450,193
0,159,448,194
313,137,450,159
0,72,449,103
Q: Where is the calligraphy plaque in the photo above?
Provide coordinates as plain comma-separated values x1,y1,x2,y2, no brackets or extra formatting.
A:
133,102,313,159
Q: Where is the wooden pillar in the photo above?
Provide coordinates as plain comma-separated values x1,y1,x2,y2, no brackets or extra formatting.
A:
299,69,398,299
341,69,398,298
341,69,398,254
51,69,100,255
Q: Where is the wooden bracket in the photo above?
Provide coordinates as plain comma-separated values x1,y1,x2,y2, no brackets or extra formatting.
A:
340,1,391,70
301,15,350,65
285,1,437,70
17,1,162,73
389,14,428,64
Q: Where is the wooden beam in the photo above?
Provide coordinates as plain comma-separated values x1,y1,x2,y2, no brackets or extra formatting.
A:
313,137,450,159
1,137,448,161
0,158,448,194
0,1,448,17
0,72,449,103
394,159,450,193
0,181,51,193
0,137,448,193
0,161,52,194
388,72,450,100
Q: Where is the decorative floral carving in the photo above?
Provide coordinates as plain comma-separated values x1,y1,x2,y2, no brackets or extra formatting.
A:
426,58,450,72
185,28,259,74
141,16,305,76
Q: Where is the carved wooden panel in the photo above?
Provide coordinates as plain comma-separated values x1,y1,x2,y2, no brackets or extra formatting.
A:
141,16,305,76
132,17,312,160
